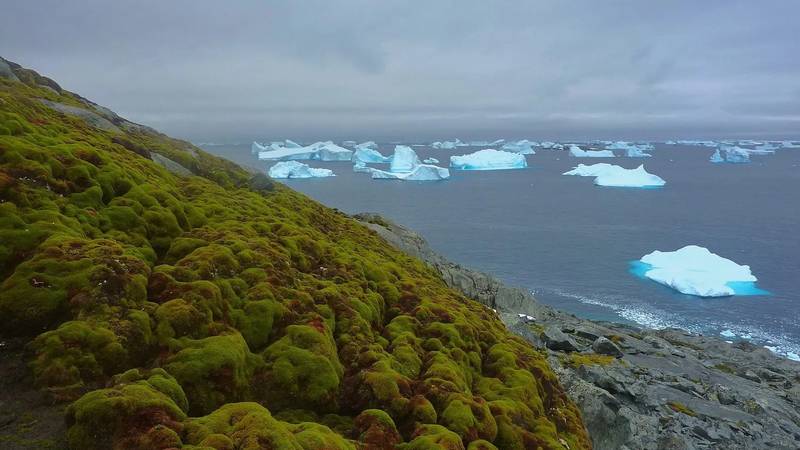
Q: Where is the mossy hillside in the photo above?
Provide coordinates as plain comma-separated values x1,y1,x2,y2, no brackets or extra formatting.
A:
0,63,590,449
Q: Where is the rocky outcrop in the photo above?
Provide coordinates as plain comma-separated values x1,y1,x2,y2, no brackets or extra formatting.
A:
358,213,800,450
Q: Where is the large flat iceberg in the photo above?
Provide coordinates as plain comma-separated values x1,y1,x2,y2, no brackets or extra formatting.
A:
563,163,665,187
431,139,468,149
370,164,450,181
450,149,527,170
633,245,765,297
569,145,615,158
268,161,334,179
256,141,353,161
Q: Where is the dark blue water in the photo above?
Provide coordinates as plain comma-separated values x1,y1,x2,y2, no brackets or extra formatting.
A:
202,143,800,358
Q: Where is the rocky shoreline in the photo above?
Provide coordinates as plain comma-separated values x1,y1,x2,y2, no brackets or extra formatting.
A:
356,213,800,450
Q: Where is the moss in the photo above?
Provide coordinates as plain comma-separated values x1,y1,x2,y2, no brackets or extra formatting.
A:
0,66,590,450
560,352,616,369
714,363,736,374
165,333,263,415
667,401,697,417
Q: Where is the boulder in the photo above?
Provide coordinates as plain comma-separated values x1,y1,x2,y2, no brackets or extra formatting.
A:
592,337,624,358
541,326,580,352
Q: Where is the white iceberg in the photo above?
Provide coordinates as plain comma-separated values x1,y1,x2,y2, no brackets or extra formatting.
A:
450,149,527,170
569,145,615,158
341,140,357,147
605,141,653,157
370,164,450,181
423,157,439,164
268,161,334,179
390,145,422,172
501,140,537,155
563,163,665,187
430,139,468,149
539,142,564,150
780,141,800,149
751,143,777,154
636,245,761,297
257,141,353,161
710,146,750,164
355,141,378,150
678,140,718,147
353,147,391,163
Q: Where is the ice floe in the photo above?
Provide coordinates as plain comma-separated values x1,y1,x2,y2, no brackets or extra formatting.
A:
268,161,334,179
569,145,615,158
634,245,764,297
449,149,527,170
563,163,665,187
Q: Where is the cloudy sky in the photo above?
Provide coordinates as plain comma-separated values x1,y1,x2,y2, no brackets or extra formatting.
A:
2,1,799,142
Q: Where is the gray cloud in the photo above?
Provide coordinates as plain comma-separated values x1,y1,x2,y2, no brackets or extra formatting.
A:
2,0,799,142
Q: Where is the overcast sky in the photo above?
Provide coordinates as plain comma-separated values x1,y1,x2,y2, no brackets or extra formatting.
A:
2,1,799,142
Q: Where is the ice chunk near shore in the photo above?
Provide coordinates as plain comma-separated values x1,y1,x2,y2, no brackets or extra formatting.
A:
569,145,615,158
353,147,391,163
370,164,450,181
564,163,665,187
634,245,764,297
423,157,439,164
390,145,422,172
501,140,537,155
450,149,527,170
268,161,334,179
710,146,750,164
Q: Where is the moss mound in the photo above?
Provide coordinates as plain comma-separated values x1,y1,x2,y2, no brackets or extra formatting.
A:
0,60,590,449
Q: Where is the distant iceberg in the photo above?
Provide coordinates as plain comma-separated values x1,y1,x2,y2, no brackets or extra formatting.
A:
501,140,537,155
353,147,391,163
341,140,357,147
677,140,718,147
710,146,750,164
450,149,527,170
268,161,334,179
569,145,615,158
431,139,468,149
423,157,439,164
563,163,665,187
257,141,353,161
634,245,765,297
751,143,778,154
370,164,450,181
605,142,653,157
780,141,800,149
355,141,378,150
540,142,564,150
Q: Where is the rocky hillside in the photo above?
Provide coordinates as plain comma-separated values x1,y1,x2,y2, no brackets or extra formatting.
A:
358,214,800,450
0,58,590,449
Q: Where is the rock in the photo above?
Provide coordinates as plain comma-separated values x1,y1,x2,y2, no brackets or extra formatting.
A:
542,326,580,352
592,337,624,358
0,57,19,81
150,153,192,177
575,328,601,341
39,99,120,132
737,369,762,383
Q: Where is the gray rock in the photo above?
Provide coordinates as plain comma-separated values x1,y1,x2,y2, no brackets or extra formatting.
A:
150,153,192,177
542,326,580,352
0,58,19,81
39,99,120,132
593,336,624,358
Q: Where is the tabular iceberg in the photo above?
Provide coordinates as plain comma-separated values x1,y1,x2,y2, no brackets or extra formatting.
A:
353,147,391,163
501,140,537,155
430,139,468,149
370,164,450,181
634,245,764,297
710,146,750,163
423,157,439,164
569,145,615,158
781,141,800,149
563,163,665,187
540,142,564,150
257,141,353,161
449,149,527,170
268,161,334,179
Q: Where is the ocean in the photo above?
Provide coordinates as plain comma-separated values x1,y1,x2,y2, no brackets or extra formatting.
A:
201,142,800,359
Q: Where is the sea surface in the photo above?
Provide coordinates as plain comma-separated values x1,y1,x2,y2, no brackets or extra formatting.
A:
201,142,800,358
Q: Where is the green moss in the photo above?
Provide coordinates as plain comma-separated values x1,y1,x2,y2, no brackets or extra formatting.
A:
667,401,697,417
560,352,616,369
0,66,590,449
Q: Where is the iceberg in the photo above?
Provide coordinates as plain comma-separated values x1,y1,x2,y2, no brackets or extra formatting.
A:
257,141,353,161
450,149,527,170
370,164,450,181
341,140,357,147
355,141,378,150
605,141,653,157
563,163,665,187
569,145,615,158
423,157,439,164
353,147,391,163
751,143,777,154
677,140,718,147
634,245,764,297
539,142,564,150
390,145,422,172
268,161,334,179
430,139,468,149
501,140,537,155
710,146,750,164
780,141,800,149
